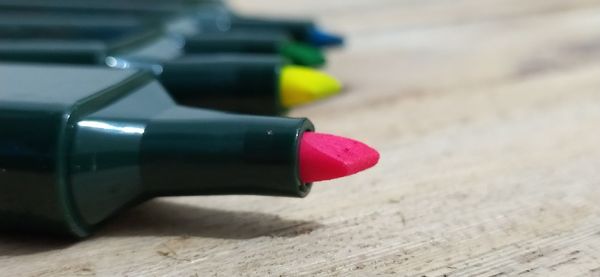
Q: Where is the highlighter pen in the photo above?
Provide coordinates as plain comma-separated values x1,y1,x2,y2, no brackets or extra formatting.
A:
0,11,327,68
115,0,345,47
184,31,326,67
0,24,341,115
0,0,344,48
0,63,379,237
161,0,345,48
222,16,344,48
150,0,346,47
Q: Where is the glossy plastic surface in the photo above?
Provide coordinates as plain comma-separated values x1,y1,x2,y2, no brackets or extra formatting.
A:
0,0,327,47
0,23,287,115
0,63,313,237
159,54,285,115
141,109,313,198
184,31,287,54
0,64,150,236
228,15,315,43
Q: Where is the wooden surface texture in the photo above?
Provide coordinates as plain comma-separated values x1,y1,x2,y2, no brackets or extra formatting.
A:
3,0,600,276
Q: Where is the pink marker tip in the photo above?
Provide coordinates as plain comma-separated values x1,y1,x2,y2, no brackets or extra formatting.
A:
299,132,380,183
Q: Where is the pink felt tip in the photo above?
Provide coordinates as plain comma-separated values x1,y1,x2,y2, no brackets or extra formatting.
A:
299,132,380,183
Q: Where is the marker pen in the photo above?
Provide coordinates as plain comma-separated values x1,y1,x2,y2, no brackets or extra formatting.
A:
0,7,325,67
223,16,344,48
0,23,341,115
184,31,326,67
0,63,379,237
0,0,344,48
0,11,327,68
122,0,346,47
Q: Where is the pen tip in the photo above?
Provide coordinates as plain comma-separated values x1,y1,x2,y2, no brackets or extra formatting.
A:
280,42,326,67
308,26,345,48
299,132,379,183
280,65,342,108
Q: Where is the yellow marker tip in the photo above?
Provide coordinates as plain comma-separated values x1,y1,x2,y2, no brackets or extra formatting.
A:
280,66,342,108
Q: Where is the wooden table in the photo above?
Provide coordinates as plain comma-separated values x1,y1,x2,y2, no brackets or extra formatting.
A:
4,0,600,275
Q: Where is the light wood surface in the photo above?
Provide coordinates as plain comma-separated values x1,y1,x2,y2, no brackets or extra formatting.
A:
4,0,600,276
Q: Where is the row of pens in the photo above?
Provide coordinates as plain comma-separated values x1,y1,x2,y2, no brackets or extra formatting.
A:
0,0,379,237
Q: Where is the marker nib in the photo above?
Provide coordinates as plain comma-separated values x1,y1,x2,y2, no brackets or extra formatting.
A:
308,27,345,47
280,42,326,67
281,66,342,108
299,132,379,183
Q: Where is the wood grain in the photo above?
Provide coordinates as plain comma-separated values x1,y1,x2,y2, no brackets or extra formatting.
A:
3,0,600,276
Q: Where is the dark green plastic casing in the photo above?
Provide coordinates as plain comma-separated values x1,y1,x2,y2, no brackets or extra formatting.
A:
184,31,287,55
0,23,288,115
158,55,285,115
0,0,316,43
0,64,313,237
0,23,160,64
226,16,314,43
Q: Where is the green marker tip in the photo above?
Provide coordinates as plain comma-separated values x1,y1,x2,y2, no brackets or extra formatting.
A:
280,42,326,67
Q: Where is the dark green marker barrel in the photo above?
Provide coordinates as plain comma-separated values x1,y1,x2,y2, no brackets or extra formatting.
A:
183,32,326,67
0,64,313,237
0,23,288,115
228,16,315,43
184,31,286,54
0,41,107,64
0,45,288,115
158,54,285,115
